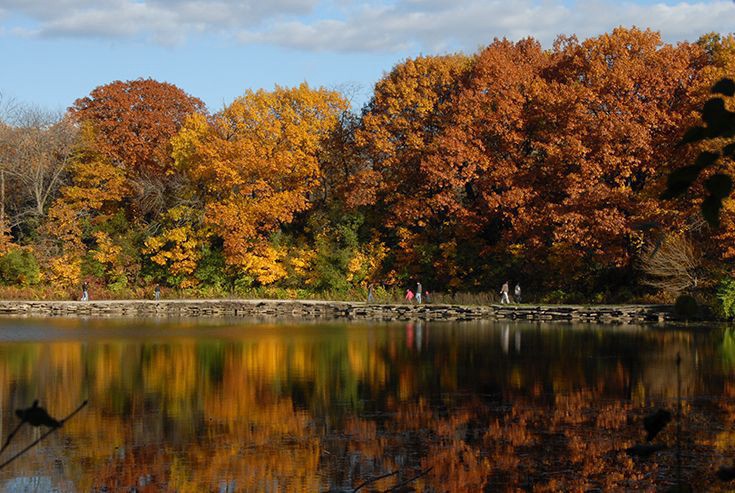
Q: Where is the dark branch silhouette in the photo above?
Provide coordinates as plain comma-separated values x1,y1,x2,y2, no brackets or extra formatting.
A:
0,399,88,471
352,470,398,492
382,467,433,492
15,400,62,428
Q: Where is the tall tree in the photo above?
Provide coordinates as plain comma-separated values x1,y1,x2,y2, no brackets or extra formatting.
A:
355,54,472,284
40,123,128,288
533,29,707,272
422,30,712,290
70,79,206,218
0,105,78,231
172,83,348,284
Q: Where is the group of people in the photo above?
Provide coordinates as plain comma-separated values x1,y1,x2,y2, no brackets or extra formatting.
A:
367,280,522,305
404,282,430,304
499,281,522,304
366,282,431,304
81,279,519,305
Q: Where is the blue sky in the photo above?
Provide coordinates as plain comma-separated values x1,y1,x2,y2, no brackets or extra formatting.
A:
1,0,734,113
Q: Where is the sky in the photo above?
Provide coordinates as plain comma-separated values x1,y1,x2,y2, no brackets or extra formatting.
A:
0,0,734,112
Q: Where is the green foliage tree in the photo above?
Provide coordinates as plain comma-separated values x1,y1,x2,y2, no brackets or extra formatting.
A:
0,248,40,286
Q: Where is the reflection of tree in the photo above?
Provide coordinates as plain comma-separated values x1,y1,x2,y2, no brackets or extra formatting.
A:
0,321,730,491
721,328,735,370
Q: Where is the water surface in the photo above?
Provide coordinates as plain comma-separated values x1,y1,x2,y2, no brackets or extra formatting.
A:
0,318,732,491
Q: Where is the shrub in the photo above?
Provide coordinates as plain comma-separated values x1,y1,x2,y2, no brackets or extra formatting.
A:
0,248,40,286
674,294,699,320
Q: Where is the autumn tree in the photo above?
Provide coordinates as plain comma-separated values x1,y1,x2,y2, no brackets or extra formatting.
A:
524,29,709,288
172,83,348,285
70,79,206,218
415,30,714,292
355,54,472,284
359,42,546,287
40,123,128,288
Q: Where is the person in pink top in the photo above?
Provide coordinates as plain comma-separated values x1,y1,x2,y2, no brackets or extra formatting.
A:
405,289,414,302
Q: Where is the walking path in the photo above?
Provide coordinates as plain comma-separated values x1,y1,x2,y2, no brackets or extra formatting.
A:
0,299,674,324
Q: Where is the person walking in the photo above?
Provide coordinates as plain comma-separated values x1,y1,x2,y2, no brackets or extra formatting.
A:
405,289,414,303
415,282,423,304
81,281,89,301
155,284,161,301
514,283,522,304
500,281,510,304
367,283,375,303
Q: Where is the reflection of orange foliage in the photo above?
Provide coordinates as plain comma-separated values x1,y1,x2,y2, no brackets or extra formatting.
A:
0,326,729,492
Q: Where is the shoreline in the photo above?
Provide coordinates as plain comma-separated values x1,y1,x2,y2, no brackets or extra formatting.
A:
0,299,675,324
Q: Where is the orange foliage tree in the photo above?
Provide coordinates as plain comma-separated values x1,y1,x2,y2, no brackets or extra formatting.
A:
70,79,206,220
356,54,472,285
70,78,205,177
372,29,718,291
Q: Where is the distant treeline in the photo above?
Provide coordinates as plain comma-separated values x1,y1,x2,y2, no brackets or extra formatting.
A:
0,27,733,304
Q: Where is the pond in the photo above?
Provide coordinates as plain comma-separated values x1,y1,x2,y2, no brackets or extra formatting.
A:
0,318,732,491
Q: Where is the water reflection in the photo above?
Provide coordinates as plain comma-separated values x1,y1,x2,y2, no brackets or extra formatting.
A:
0,319,730,491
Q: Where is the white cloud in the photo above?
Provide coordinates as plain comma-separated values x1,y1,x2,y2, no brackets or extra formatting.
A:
0,0,733,51
241,0,735,52
0,0,319,44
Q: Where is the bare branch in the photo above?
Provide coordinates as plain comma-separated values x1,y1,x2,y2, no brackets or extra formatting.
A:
640,232,702,294
0,107,78,224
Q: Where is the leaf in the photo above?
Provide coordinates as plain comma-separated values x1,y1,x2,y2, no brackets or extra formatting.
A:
705,173,733,199
702,195,724,228
712,78,735,97
661,165,702,199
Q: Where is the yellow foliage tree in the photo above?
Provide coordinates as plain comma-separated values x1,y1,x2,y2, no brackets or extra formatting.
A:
346,240,387,285
142,205,209,288
172,83,348,284
0,219,14,255
41,124,128,288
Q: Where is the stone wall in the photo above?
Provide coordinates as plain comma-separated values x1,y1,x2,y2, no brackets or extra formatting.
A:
0,299,673,323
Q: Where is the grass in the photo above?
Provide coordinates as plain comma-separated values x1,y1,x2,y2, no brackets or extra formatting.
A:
0,284,512,305
0,285,668,306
